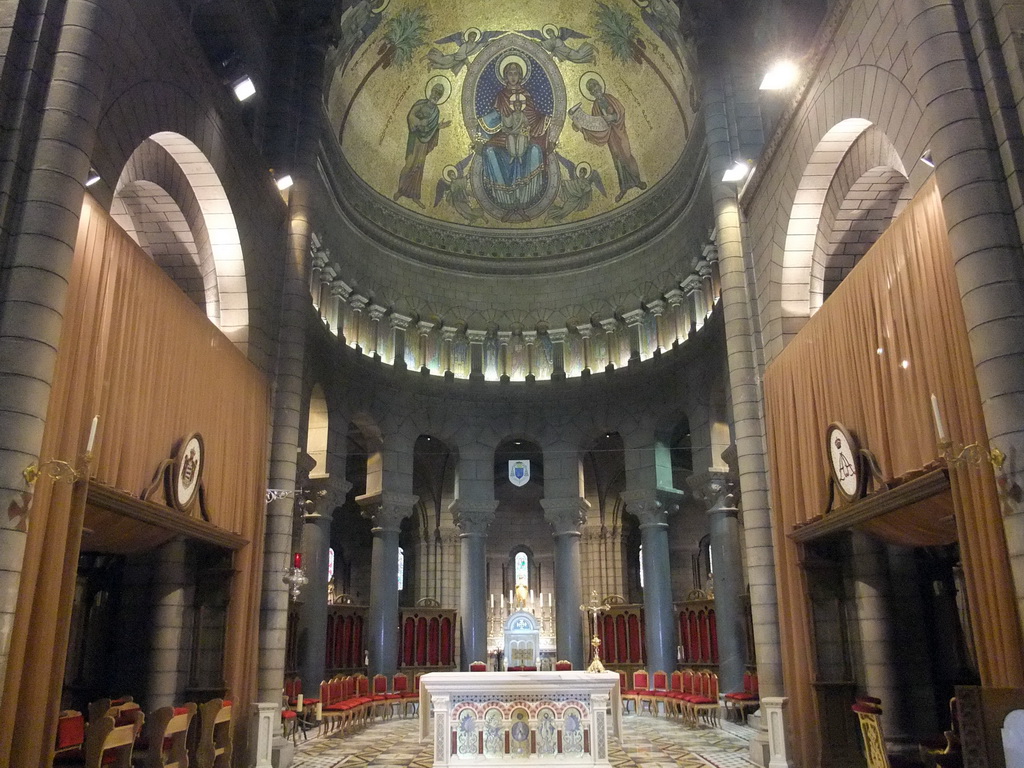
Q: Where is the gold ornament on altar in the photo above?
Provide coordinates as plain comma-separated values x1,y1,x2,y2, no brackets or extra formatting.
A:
580,589,611,673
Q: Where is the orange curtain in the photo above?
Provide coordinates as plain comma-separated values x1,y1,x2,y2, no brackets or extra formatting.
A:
0,196,269,768
764,177,1024,767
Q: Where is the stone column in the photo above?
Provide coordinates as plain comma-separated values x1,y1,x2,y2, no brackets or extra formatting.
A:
368,304,387,359
298,478,348,691
682,274,704,334
549,328,568,380
542,497,589,669
441,326,458,375
349,294,369,352
358,491,418,678
688,469,747,695
647,299,666,353
331,279,352,342
390,313,412,370
576,324,593,374
318,264,338,329
664,289,685,347
621,309,645,364
451,500,497,668
599,319,619,370
417,320,435,373
620,489,678,675
0,0,113,696
497,331,512,382
467,329,486,380
899,0,1024,639
523,330,537,382
148,539,188,709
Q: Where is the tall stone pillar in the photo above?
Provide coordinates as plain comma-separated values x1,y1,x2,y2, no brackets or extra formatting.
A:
688,469,747,694
664,289,685,347
622,309,645,364
298,477,348,690
542,497,589,668
368,304,387,358
148,539,188,709
468,329,486,380
359,491,417,678
701,55,786,767
452,500,497,668
621,489,679,675
599,319,619,370
647,299,666,352
899,0,1024,643
0,0,112,702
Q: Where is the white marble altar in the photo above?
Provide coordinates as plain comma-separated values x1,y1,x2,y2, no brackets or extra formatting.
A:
419,672,621,768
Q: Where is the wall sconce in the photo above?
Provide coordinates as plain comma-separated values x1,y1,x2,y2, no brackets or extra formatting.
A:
931,393,1004,470
722,161,750,183
23,415,97,485
85,169,102,187
920,149,935,168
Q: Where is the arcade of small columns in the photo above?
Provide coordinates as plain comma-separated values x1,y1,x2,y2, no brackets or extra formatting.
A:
307,239,722,382
290,439,750,698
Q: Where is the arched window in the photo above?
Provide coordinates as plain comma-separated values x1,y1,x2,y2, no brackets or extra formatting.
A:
639,544,645,588
514,551,529,588
398,547,405,591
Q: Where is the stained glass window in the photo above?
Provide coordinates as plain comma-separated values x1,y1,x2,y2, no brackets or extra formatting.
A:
515,551,528,587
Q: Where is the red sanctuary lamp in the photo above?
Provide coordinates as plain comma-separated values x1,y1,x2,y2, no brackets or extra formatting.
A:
284,551,308,600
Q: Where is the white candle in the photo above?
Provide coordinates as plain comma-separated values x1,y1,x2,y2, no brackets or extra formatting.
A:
490,593,494,609
509,590,513,606
548,592,552,607
529,589,534,603
931,393,947,442
500,595,504,609
86,415,99,453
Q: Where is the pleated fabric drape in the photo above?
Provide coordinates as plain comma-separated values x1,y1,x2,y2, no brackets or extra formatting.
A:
764,177,1024,766
1,196,269,768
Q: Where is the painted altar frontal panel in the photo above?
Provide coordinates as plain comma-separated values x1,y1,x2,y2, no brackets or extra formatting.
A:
419,672,621,768
326,0,698,230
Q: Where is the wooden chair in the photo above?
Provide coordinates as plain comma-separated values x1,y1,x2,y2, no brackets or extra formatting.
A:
136,704,195,768
852,701,918,768
690,671,719,727
469,661,487,672
622,670,647,715
640,670,667,715
81,710,144,768
919,697,962,768
53,710,86,763
554,660,573,671
195,699,231,768
724,670,759,722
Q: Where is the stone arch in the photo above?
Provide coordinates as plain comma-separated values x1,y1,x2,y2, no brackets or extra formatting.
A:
111,132,249,350
808,127,909,312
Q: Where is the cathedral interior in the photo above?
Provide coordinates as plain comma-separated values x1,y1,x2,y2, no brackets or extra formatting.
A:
1,0,1023,766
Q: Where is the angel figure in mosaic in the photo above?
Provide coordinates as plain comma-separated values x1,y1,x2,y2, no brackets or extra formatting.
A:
434,156,485,223
426,28,502,76
548,155,606,221
519,24,597,64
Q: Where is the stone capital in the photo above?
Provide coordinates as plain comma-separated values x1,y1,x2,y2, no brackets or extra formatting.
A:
695,259,713,279
664,288,684,307
681,274,703,295
686,468,739,513
548,327,568,343
467,329,488,344
449,499,498,535
541,496,589,534
349,293,369,312
357,491,419,532
417,320,435,336
523,330,537,345
599,318,619,335
620,488,682,528
330,278,352,299
646,299,666,317
321,264,338,283
368,304,388,322
621,308,646,327
441,325,459,342
576,324,594,339
389,313,412,331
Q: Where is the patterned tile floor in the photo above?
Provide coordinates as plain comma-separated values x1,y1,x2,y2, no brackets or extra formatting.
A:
291,713,759,768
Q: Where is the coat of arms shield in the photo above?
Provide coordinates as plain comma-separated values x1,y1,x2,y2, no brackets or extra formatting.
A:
508,459,531,487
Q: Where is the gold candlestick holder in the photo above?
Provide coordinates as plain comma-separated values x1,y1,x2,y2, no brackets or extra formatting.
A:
580,589,611,673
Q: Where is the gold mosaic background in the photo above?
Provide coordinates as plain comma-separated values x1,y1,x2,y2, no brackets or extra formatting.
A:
326,0,698,229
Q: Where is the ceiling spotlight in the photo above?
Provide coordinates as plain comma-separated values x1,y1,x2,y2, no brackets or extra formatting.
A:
85,169,101,187
232,76,256,102
722,161,750,183
760,60,799,90
275,173,294,191
920,149,935,168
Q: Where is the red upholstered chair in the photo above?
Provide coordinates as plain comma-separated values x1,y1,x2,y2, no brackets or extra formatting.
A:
664,671,684,718
724,670,759,722
622,670,647,715
53,711,86,764
390,672,412,717
469,661,487,672
640,670,667,715
554,660,573,671
690,671,719,727
853,699,934,768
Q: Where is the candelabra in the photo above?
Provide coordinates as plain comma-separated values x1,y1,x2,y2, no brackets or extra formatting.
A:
23,458,84,485
580,589,611,673
938,440,1004,471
